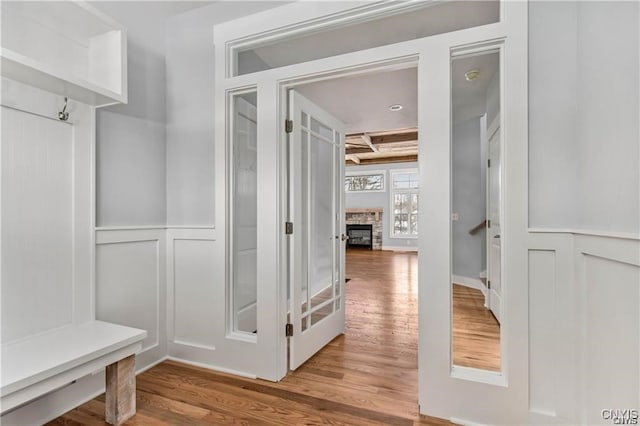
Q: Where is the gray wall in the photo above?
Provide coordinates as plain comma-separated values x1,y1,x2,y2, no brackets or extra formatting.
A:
452,118,485,279
529,1,639,233
93,2,168,227
345,162,418,249
165,2,286,226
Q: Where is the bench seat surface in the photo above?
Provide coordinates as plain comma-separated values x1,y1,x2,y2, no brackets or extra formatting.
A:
1,320,146,397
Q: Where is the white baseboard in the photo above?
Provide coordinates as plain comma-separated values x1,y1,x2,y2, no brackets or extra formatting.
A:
381,245,418,252
452,274,487,300
166,356,257,379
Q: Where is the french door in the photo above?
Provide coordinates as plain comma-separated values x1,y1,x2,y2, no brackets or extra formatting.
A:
288,90,346,370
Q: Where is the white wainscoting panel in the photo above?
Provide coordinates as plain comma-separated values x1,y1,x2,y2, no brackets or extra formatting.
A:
579,244,639,424
528,249,557,418
172,237,217,349
527,231,639,425
95,228,166,368
167,227,220,361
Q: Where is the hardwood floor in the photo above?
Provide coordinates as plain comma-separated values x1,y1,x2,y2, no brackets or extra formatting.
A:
50,249,498,425
452,284,501,371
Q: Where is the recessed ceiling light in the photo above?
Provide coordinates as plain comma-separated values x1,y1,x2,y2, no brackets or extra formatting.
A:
464,69,480,81
389,104,403,112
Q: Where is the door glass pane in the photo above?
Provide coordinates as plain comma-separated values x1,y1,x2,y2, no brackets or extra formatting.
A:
310,117,334,141
451,50,501,372
301,129,309,314
310,302,334,327
231,91,258,334
308,134,334,312
234,1,499,76
310,286,333,310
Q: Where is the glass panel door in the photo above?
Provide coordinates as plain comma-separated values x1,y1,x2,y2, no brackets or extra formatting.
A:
289,90,345,369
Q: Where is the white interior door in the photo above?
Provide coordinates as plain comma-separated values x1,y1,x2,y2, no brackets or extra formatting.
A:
288,90,345,370
487,125,502,323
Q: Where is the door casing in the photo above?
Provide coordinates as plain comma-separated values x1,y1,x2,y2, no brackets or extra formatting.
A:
213,2,528,423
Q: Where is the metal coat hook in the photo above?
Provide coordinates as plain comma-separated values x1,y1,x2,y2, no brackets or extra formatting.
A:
58,97,69,121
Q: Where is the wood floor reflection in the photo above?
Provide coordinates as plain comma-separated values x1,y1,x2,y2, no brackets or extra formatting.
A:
452,284,501,371
50,249,499,425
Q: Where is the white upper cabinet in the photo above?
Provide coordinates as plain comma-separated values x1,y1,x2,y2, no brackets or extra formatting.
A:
1,1,127,106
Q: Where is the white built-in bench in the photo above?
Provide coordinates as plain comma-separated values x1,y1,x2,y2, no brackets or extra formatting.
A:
1,321,147,425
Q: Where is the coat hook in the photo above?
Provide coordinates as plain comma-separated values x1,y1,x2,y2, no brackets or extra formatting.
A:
58,97,69,121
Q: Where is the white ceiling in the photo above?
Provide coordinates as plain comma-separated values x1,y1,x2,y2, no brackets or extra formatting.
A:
452,52,499,124
296,68,418,134
90,1,217,22
296,52,498,135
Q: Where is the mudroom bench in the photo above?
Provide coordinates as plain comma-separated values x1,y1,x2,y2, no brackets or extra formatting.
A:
1,321,146,425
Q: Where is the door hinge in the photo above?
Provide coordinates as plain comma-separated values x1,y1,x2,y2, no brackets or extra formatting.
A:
487,280,491,289
285,323,293,337
285,119,293,133
487,219,491,228
487,159,491,168
285,221,293,235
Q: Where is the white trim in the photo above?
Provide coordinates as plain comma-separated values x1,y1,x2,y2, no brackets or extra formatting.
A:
95,225,166,231
381,245,418,252
528,228,640,241
165,356,257,380
171,341,216,352
214,0,528,421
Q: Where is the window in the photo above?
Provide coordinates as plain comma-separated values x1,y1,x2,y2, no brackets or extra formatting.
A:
345,171,385,192
390,169,418,238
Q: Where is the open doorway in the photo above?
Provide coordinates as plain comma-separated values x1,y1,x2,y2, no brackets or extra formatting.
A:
283,66,423,416
287,55,502,379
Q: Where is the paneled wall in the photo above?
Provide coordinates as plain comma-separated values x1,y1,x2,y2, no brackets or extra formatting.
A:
527,232,639,424
95,228,167,367
166,227,218,357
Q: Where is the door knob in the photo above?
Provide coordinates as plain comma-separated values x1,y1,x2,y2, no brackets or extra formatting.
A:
341,234,349,241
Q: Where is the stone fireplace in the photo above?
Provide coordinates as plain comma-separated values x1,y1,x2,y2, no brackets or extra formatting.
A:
345,208,383,250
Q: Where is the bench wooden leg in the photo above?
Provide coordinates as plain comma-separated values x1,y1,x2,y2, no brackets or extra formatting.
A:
105,355,136,425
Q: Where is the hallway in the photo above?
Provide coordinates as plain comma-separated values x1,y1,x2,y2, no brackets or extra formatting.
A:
50,250,496,425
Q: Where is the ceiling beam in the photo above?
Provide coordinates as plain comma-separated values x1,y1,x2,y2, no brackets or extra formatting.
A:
360,134,378,153
346,147,374,155
371,131,418,145
346,154,361,164
345,154,418,165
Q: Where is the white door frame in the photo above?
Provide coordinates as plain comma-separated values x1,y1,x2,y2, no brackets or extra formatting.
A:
213,2,528,422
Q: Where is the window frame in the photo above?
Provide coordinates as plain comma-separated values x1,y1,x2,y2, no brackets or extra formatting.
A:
344,169,386,193
389,168,419,239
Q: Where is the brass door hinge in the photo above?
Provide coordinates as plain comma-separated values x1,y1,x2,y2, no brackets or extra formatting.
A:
285,119,293,133
285,323,293,337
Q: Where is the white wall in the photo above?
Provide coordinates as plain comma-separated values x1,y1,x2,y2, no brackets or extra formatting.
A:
345,162,418,249
529,1,639,234
93,2,168,227
165,2,287,226
451,118,485,279
574,2,639,234
527,2,640,424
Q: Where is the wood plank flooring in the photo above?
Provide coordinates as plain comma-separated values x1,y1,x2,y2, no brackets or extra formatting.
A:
50,249,498,425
